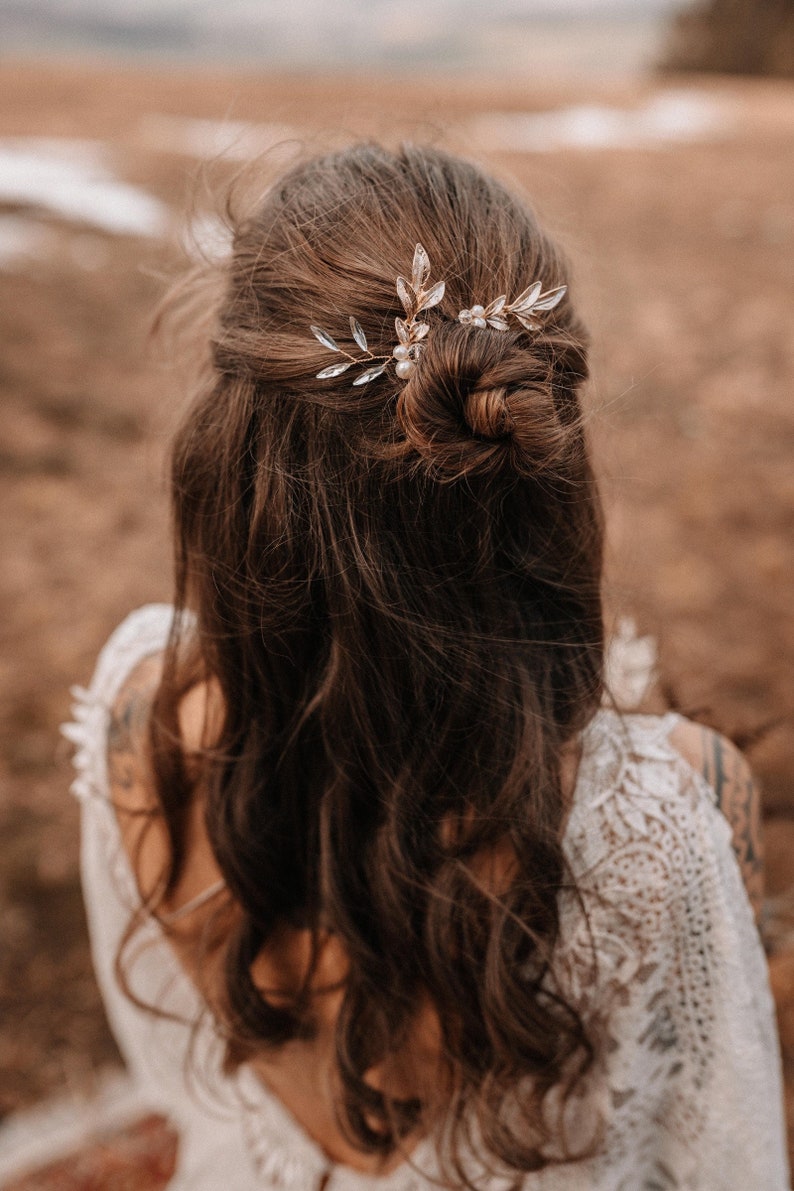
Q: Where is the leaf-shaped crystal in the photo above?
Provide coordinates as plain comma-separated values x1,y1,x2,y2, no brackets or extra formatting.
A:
417,280,445,312
395,316,411,345
487,316,510,331
485,295,507,316
396,276,416,316
508,281,542,314
316,361,353,379
353,364,387,386
310,325,340,352
531,285,567,312
349,317,368,352
515,314,542,332
412,322,430,340
411,243,431,291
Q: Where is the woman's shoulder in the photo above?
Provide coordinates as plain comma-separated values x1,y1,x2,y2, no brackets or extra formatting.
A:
65,604,226,932
667,717,763,917
559,709,763,1022
65,602,201,812
63,605,174,802
573,708,763,918
579,706,756,811
88,604,178,696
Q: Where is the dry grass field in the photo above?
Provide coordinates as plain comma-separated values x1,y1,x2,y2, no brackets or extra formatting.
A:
0,59,793,1182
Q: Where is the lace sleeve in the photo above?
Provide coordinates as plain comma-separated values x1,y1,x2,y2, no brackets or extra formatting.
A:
554,712,790,1190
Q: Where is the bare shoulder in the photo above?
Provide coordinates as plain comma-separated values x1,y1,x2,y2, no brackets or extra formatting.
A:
106,652,168,906
107,651,164,811
107,659,225,917
107,659,224,803
669,719,764,920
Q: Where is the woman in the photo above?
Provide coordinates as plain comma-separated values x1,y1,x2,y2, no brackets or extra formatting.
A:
66,143,788,1189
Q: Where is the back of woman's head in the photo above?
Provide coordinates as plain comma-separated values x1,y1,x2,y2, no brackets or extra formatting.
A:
157,143,604,1182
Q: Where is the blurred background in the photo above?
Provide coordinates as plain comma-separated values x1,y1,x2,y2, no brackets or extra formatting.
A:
0,0,793,1185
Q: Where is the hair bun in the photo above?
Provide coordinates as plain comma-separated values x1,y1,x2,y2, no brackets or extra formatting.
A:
396,322,579,482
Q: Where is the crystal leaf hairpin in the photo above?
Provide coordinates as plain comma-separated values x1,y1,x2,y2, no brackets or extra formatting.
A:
310,243,444,386
457,281,567,333
310,243,565,387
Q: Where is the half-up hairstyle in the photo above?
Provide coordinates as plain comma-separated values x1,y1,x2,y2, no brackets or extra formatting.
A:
150,143,605,1184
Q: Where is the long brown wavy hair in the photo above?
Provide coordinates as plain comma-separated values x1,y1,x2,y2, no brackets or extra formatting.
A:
149,142,605,1185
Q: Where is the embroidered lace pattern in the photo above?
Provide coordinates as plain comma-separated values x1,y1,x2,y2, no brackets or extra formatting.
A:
64,606,790,1190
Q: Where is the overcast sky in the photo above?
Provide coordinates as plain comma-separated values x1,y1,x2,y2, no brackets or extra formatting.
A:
1,0,689,75
5,0,682,14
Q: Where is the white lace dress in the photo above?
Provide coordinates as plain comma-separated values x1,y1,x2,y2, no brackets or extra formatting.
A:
64,606,790,1190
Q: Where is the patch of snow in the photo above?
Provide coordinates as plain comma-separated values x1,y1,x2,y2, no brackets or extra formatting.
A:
0,216,114,273
0,138,169,237
468,90,733,153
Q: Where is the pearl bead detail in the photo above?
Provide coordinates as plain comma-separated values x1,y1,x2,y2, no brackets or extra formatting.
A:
310,242,567,392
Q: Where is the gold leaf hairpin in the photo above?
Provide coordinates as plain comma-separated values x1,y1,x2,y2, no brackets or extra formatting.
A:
457,282,567,332
310,244,443,386
310,243,565,386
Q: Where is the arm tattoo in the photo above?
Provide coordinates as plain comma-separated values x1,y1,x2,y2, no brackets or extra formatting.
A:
106,656,161,809
700,726,764,917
